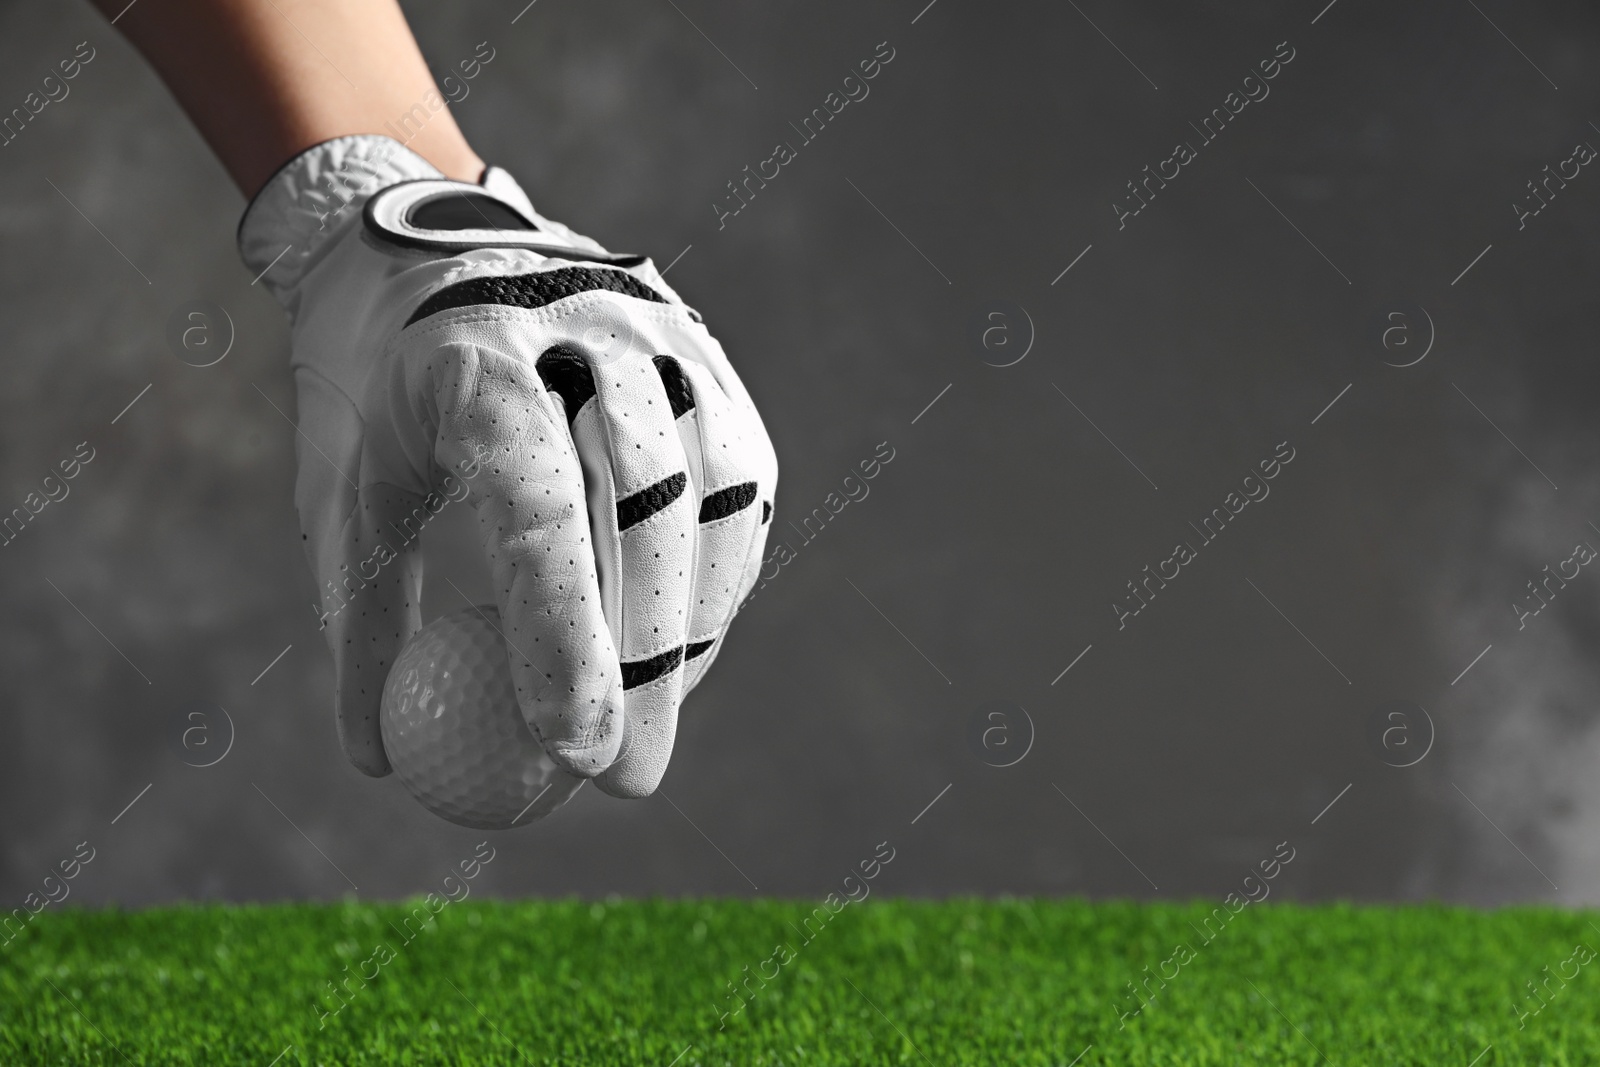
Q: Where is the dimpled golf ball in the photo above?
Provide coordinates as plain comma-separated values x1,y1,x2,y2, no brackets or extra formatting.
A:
380,606,584,829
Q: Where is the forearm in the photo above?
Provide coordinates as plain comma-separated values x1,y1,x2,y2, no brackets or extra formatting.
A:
89,0,484,195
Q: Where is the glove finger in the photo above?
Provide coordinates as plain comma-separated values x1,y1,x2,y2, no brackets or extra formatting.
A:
325,487,438,776
695,474,777,685
293,367,429,777
678,329,780,497
669,329,780,620
577,349,697,799
428,340,624,777
652,355,768,693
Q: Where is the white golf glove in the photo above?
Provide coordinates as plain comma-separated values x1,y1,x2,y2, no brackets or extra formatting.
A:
239,135,777,798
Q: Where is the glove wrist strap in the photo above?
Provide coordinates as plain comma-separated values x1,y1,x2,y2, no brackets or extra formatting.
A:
237,134,442,302
362,179,647,268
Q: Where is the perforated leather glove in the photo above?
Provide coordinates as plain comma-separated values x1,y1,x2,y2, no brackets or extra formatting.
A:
239,135,776,798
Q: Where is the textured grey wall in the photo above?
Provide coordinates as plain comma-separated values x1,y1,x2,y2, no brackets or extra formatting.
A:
2,0,1599,907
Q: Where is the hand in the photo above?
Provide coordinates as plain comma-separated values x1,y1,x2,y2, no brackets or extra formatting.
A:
239,135,777,798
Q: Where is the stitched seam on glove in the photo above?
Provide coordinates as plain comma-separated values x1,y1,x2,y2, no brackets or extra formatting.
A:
620,645,684,689
623,636,691,662
405,267,669,328
716,496,770,628
695,510,757,534
617,472,687,531
392,300,703,345
615,489,691,538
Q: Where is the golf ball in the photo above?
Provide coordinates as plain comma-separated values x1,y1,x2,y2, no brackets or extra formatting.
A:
380,606,584,829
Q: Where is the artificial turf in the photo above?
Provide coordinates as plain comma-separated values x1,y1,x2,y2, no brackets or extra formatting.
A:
3,897,1597,1065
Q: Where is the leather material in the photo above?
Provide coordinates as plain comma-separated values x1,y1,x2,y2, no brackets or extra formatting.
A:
239,135,444,309
365,179,648,267
239,135,777,799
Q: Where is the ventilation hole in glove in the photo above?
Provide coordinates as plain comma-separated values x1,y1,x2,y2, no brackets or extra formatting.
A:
405,266,668,326
685,638,715,661
617,472,686,531
651,355,695,418
535,344,597,426
621,644,684,690
698,481,757,523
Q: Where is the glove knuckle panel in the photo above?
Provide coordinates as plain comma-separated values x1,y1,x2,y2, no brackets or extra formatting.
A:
407,266,669,328
617,472,687,531
535,343,598,424
698,481,759,524
650,354,697,419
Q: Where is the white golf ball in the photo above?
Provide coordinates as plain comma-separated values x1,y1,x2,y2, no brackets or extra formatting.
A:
380,606,584,829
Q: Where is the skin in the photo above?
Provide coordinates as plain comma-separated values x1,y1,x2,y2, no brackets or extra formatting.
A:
89,0,485,195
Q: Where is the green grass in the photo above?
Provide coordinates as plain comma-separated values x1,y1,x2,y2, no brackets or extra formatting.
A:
3,897,1599,1065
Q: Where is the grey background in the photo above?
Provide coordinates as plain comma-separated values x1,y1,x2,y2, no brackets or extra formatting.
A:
2,0,1599,907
